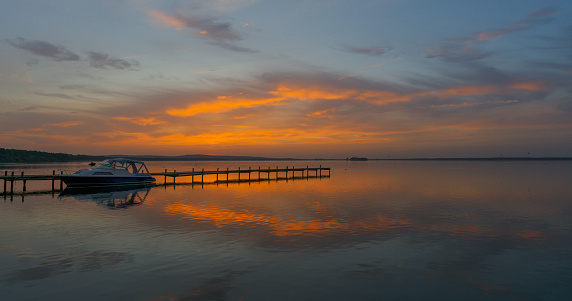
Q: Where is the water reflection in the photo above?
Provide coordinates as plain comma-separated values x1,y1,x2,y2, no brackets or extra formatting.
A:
2,161,572,301
59,184,154,209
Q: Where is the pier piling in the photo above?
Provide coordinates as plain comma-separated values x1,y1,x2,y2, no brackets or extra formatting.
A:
11,172,14,194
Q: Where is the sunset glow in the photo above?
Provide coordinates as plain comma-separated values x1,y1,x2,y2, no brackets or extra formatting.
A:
1,1,571,158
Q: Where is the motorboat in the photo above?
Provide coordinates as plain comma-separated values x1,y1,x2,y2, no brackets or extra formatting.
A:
60,158,156,187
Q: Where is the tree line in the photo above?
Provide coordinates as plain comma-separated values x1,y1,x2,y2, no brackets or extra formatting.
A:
0,148,104,163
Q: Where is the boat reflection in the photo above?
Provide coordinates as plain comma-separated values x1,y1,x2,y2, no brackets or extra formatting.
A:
59,184,154,209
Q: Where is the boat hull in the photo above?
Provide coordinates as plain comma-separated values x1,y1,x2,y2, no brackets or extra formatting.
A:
60,175,156,187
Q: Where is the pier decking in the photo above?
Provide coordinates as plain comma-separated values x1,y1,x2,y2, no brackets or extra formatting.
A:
2,165,330,195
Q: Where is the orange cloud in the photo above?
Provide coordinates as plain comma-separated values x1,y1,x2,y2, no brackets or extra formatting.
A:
435,81,547,97
113,116,165,126
146,10,185,28
307,109,335,119
428,99,519,108
271,84,352,100
441,85,501,96
509,81,546,91
166,96,286,116
269,83,415,105
477,30,504,41
92,124,402,147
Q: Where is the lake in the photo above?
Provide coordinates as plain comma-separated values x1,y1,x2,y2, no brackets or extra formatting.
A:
1,160,572,300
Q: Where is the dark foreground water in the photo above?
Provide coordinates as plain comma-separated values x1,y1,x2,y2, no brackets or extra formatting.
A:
1,160,572,300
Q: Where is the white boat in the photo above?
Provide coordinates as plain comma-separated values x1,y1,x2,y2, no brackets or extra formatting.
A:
60,158,156,187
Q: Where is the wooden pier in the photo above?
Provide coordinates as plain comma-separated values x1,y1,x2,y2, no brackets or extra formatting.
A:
1,165,330,195
154,165,330,185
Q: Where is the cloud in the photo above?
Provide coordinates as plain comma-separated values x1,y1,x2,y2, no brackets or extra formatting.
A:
176,13,242,42
6,38,140,70
147,9,186,28
426,8,559,60
337,45,392,56
34,92,77,100
7,37,80,61
43,121,85,127
86,51,140,70
475,8,558,41
146,9,255,52
2,64,566,158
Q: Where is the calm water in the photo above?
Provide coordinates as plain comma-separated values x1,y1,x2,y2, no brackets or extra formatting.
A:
1,160,572,300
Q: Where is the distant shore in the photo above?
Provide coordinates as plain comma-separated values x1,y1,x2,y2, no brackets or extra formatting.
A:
370,157,572,161
1,148,571,163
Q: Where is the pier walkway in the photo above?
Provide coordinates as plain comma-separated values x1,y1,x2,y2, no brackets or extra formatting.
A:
2,165,330,195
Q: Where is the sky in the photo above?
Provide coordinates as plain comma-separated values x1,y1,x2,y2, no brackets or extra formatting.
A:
1,0,571,159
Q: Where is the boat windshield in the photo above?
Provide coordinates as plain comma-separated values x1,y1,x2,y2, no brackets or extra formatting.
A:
93,160,116,170
92,159,149,174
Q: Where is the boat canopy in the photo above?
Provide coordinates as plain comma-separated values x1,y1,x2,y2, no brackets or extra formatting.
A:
92,158,151,174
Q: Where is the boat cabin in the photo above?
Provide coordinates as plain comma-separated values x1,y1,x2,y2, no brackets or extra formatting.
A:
91,158,151,175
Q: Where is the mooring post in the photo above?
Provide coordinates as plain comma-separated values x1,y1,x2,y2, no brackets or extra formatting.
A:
192,168,194,184
286,166,288,178
202,168,204,183
249,167,251,180
10,171,14,194
307,165,309,178
258,166,261,180
164,169,167,183
3,171,7,195
60,171,63,190
22,171,26,192
174,170,176,184
216,168,219,182
227,167,229,181
320,165,322,177
238,167,241,181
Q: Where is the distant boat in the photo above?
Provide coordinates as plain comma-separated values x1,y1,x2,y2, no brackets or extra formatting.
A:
60,158,156,187
349,157,368,161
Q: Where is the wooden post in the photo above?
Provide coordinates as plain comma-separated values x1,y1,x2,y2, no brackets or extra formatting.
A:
286,166,288,178
164,169,167,183
227,167,229,181
238,167,241,181
320,165,322,177
258,166,261,180
22,171,26,192
3,171,7,195
10,171,14,194
249,167,251,180
60,171,63,190
174,170,176,184
216,168,219,182
202,168,204,183
191,168,194,184
51,170,55,191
